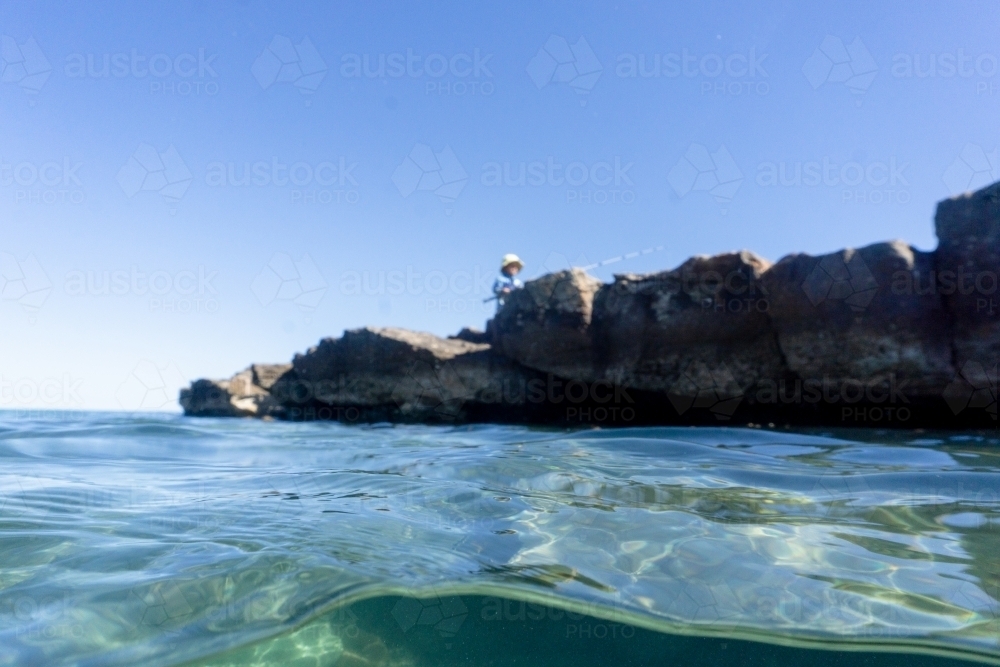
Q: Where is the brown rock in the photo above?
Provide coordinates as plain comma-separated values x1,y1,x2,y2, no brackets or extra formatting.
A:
591,251,785,415
763,240,954,397
179,364,290,417
280,327,536,422
934,181,1000,367
490,269,603,379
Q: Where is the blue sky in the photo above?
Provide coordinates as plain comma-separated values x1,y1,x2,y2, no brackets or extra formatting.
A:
1,0,998,411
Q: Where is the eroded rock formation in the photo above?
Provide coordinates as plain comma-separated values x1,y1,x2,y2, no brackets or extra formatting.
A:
181,183,1000,428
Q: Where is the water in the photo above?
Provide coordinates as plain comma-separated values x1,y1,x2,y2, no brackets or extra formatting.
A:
1,413,999,667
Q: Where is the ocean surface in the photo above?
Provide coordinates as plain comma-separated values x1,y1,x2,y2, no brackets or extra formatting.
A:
1,413,999,667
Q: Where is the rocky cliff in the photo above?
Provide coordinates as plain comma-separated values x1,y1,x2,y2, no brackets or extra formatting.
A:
181,183,1000,428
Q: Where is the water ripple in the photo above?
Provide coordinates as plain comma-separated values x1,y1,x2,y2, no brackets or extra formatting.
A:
0,413,998,666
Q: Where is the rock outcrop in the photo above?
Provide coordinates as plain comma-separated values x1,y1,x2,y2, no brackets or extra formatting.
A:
762,241,955,397
935,183,1000,367
588,251,785,421
182,183,1000,428
272,327,545,423
490,269,603,380
179,364,291,418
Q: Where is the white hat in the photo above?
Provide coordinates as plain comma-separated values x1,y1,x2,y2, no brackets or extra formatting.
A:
500,253,523,269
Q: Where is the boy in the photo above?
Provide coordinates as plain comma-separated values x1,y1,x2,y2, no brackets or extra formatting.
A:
492,254,523,308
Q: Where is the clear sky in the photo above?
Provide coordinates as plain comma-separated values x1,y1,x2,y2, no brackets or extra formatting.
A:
2,0,998,411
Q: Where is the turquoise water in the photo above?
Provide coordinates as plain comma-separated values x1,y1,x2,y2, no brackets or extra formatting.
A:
1,414,999,667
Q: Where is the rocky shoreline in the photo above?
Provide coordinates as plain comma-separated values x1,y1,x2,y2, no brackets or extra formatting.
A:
180,183,1000,428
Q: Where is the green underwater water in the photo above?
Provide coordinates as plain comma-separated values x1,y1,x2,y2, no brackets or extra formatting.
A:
192,593,993,667
0,413,998,666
